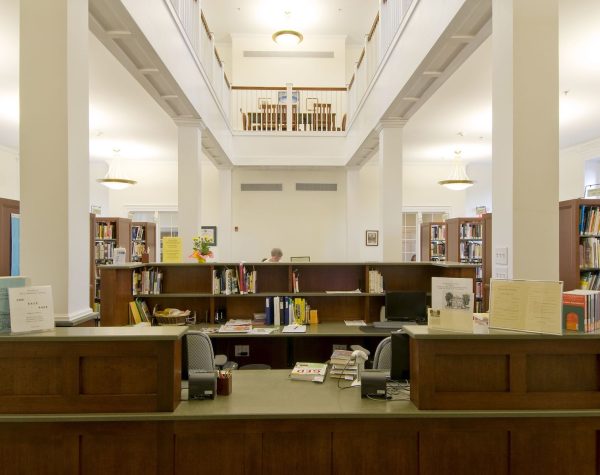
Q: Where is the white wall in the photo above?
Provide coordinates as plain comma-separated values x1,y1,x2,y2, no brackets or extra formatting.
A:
230,168,348,262
0,147,19,200
231,35,347,87
215,42,232,82
464,162,492,215
345,44,363,84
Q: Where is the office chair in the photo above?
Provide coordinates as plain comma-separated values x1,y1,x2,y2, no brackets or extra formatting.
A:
372,337,392,370
183,331,236,379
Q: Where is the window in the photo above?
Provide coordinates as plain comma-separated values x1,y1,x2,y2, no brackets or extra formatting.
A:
401,209,449,262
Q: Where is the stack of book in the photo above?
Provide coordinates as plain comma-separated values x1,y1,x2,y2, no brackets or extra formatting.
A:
212,265,257,295
290,362,327,382
265,296,310,325
368,269,384,293
132,268,163,295
328,349,358,381
563,289,600,333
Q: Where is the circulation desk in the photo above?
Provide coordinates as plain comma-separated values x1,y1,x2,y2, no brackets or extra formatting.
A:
197,322,390,368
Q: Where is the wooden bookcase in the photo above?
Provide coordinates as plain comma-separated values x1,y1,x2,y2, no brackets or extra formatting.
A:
131,222,156,262
420,222,446,261
100,262,477,326
0,198,19,276
559,198,600,291
446,217,486,311
92,217,131,313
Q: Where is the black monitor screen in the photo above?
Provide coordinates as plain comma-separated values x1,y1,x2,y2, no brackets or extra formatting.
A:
385,291,427,322
391,331,410,381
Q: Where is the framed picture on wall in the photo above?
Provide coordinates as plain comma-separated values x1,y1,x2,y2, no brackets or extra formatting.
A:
200,226,217,246
365,230,379,246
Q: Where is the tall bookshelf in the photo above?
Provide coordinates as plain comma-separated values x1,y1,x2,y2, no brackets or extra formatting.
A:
446,217,485,311
131,222,156,262
100,262,477,327
559,198,600,291
92,217,131,313
420,222,446,261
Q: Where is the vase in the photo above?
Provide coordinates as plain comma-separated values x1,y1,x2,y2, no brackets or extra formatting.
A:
196,256,206,263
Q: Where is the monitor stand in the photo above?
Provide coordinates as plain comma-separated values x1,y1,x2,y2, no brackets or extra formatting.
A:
372,320,416,329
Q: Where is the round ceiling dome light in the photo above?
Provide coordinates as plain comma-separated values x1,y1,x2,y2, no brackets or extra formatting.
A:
272,30,303,46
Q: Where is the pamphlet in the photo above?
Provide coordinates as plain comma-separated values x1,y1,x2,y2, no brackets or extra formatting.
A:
430,277,474,332
290,362,327,382
282,324,306,333
8,285,54,334
0,276,29,332
344,320,366,326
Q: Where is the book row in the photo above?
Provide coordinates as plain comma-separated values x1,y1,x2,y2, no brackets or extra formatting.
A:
460,241,482,261
94,241,115,261
580,238,600,269
264,296,312,326
212,265,257,295
459,223,482,239
579,205,600,236
95,223,115,240
580,271,600,291
430,242,446,257
132,268,163,295
563,289,600,333
131,225,145,241
368,269,384,293
430,225,445,241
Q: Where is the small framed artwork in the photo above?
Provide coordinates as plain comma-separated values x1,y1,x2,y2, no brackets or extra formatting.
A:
365,230,379,246
306,97,318,112
200,226,217,246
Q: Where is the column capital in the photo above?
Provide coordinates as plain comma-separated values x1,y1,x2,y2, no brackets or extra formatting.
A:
375,118,407,133
174,117,206,130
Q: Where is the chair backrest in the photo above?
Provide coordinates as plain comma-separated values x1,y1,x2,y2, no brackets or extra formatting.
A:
372,336,392,370
185,331,216,373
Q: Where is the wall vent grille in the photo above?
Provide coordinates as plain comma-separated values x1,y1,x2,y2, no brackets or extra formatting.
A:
241,183,283,191
243,51,334,59
295,183,338,192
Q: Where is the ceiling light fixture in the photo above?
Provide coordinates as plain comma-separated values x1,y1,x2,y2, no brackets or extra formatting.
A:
97,148,137,190
438,150,474,191
272,29,303,46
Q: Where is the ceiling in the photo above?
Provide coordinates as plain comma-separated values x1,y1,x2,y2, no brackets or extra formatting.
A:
201,0,379,45
1,0,600,168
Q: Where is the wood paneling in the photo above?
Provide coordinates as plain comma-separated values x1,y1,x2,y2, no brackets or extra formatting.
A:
262,431,331,475
420,429,509,475
0,339,181,413
333,431,418,475
411,338,600,410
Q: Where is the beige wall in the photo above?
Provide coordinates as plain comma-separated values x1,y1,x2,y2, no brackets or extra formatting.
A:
0,147,19,200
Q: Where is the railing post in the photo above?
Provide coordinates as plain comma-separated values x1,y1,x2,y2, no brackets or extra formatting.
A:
286,83,293,132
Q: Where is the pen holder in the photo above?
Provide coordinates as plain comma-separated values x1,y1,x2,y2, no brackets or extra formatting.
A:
217,372,232,396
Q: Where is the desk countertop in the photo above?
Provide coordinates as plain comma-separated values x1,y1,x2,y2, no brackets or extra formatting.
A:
0,326,187,341
190,322,391,338
404,325,600,340
4,370,600,423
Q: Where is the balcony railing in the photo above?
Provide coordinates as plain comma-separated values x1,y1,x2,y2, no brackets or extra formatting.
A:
166,0,415,133
231,86,347,132
348,0,415,121
166,0,231,121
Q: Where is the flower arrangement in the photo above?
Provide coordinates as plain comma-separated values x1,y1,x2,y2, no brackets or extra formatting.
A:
191,235,214,263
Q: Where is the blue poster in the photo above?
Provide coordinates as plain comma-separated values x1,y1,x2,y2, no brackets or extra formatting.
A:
10,213,19,276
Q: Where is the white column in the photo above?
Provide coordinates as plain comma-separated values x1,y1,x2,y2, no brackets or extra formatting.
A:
377,119,406,262
20,0,92,322
218,167,233,261
346,167,362,261
492,0,559,280
177,120,204,262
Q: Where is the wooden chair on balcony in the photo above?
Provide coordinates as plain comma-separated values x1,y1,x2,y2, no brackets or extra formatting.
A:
313,103,332,131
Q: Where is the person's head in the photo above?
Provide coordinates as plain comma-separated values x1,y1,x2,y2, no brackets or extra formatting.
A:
270,248,283,262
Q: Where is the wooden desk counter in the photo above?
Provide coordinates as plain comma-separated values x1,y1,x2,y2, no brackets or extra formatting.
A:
2,371,600,474
405,325,600,411
0,327,183,414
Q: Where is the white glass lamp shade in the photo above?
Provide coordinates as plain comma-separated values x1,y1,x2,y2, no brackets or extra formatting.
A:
438,152,474,190
97,155,137,190
272,30,303,46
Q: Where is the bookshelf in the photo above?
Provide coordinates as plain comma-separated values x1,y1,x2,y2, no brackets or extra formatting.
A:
559,198,600,291
92,217,131,313
131,222,156,262
100,262,477,326
446,217,486,310
0,197,19,276
420,222,446,262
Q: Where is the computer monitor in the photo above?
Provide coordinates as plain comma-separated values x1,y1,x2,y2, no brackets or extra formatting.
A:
385,291,427,322
391,331,410,381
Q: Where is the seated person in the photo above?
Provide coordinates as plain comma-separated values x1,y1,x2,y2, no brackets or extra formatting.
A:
266,248,283,262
